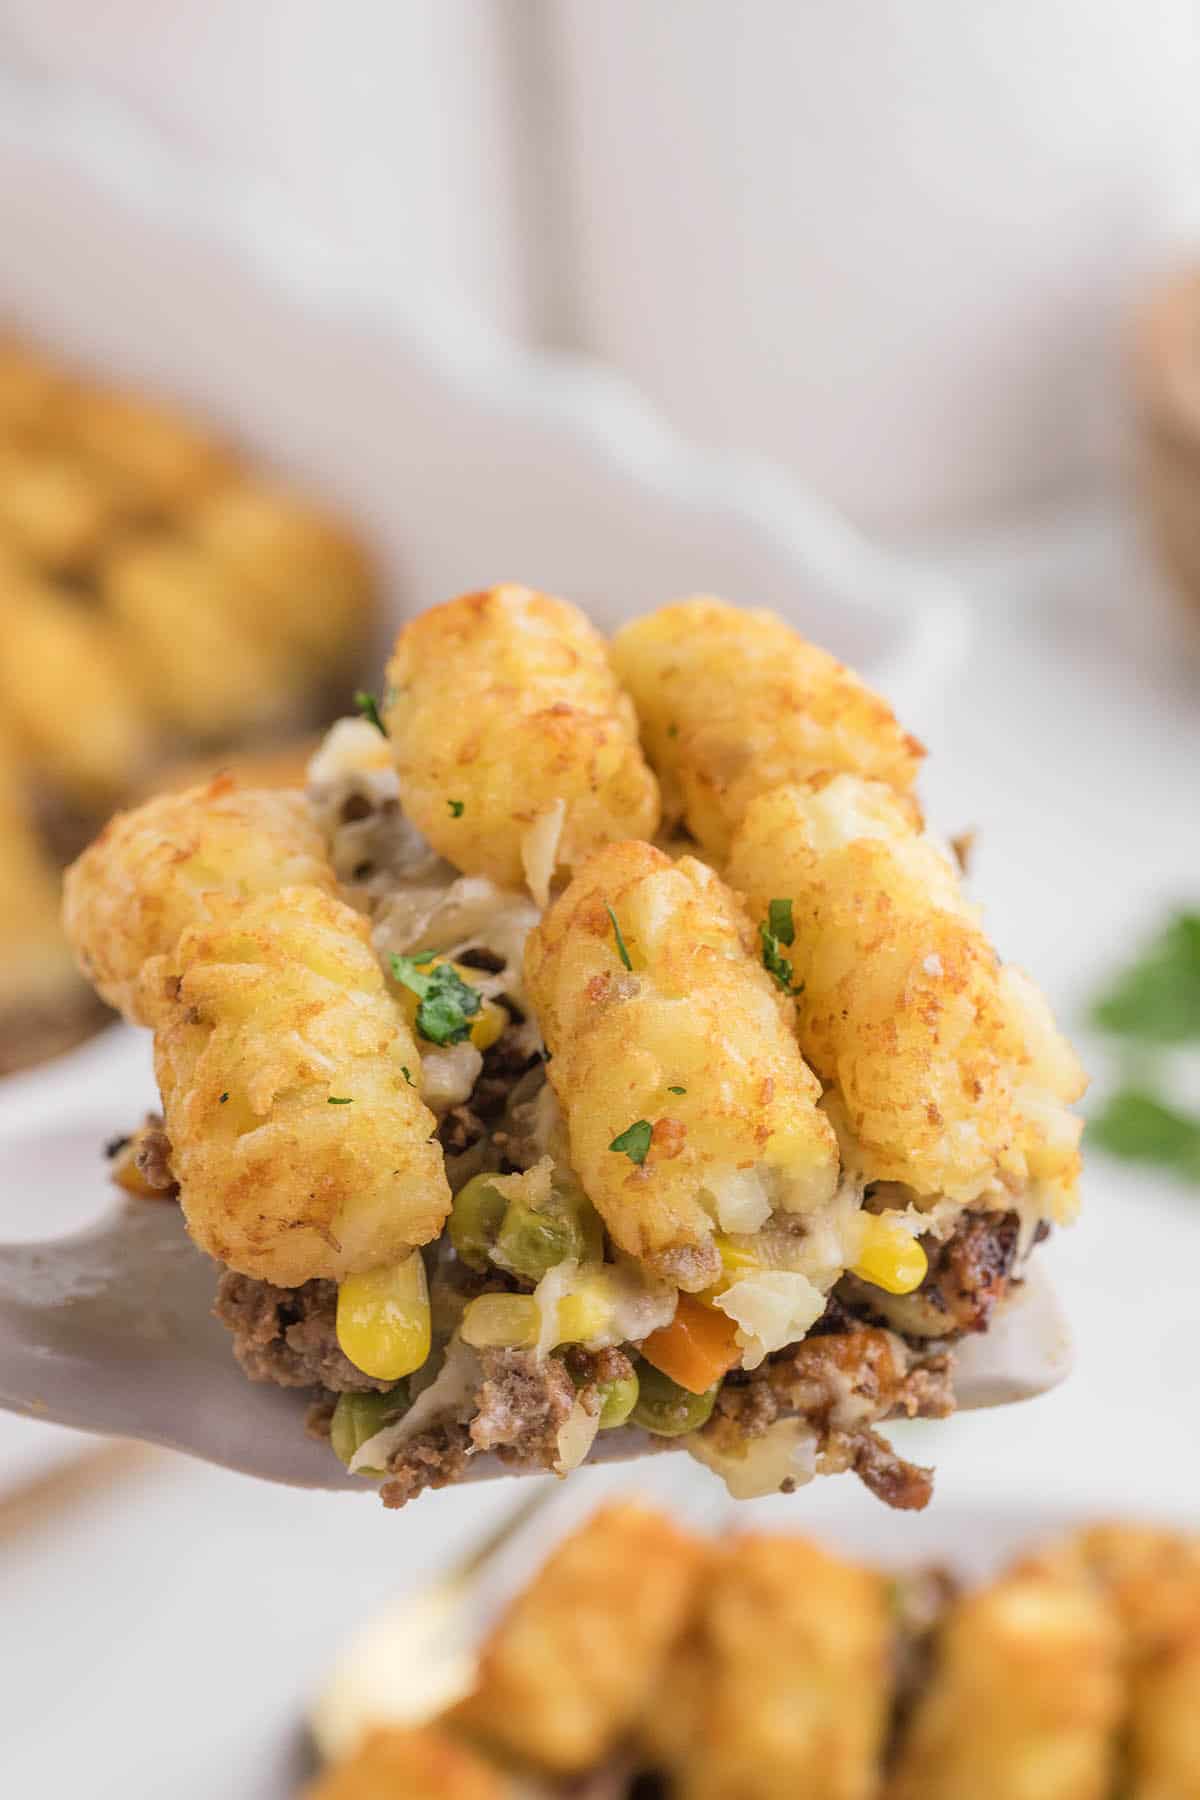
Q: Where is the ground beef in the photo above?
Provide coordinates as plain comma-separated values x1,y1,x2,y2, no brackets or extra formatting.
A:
436,1103,487,1156
847,1429,934,1511
470,1347,575,1459
705,1327,952,1513
380,1420,475,1509
213,1270,389,1392
375,1347,576,1509
469,1029,543,1126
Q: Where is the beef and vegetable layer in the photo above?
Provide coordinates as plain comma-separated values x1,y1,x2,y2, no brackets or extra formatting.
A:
64,585,1086,1508
307,1504,1200,1800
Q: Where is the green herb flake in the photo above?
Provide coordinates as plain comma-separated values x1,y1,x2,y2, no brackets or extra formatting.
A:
768,897,795,947
759,914,803,996
666,723,679,739
354,690,387,737
667,1085,686,1095
219,1092,229,1104
609,1119,653,1164
1088,1088,1200,1184
390,952,483,1047
447,798,465,818
328,1096,353,1105
605,904,633,971
1090,911,1200,1044
401,1066,414,1086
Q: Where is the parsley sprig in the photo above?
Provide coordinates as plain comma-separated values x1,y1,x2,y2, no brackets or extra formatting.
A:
389,952,482,1046
354,690,388,737
609,1119,653,1164
605,904,633,971
1086,909,1200,1185
760,898,803,995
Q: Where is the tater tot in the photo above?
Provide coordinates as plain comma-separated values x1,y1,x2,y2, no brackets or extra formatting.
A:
384,587,659,895
0,444,122,572
727,775,1086,1217
524,840,838,1289
58,379,234,513
103,539,293,740
1044,1526,1200,1800
62,779,336,1022
0,336,63,441
147,883,447,1284
453,1501,706,1775
648,1534,892,1800
0,577,149,803
190,482,375,667
0,738,100,1069
888,1565,1122,1800
304,1728,508,1800
611,597,922,858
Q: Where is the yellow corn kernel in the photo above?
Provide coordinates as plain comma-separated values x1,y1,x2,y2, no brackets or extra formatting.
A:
395,956,507,1052
851,1215,928,1296
556,1274,616,1344
461,1292,539,1350
336,1252,432,1379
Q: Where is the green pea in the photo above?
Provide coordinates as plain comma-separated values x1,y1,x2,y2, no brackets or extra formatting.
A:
330,1385,408,1474
494,1197,584,1281
448,1174,507,1271
630,1361,719,1437
595,1369,640,1430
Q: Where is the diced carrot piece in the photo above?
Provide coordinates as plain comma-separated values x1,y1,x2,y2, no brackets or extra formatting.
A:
641,1293,741,1394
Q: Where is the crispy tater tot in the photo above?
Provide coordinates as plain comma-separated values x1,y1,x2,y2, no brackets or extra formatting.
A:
888,1563,1122,1800
611,596,923,858
190,482,375,667
0,737,101,1072
1036,1526,1200,1800
727,775,1086,1218
62,779,336,1022
58,379,234,513
524,840,838,1289
147,883,446,1284
0,336,63,441
103,539,293,740
384,586,659,896
304,1727,508,1800
0,576,149,804
646,1533,892,1800
453,1501,706,1776
0,444,122,572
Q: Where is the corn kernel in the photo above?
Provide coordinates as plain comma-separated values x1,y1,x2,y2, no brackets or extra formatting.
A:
461,1292,539,1349
556,1275,615,1344
851,1215,928,1296
337,1253,432,1379
395,956,507,1051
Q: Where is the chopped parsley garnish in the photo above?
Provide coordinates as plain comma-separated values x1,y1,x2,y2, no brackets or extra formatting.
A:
401,1066,414,1086
219,1092,229,1104
354,690,387,736
1088,1089,1200,1183
390,952,482,1046
606,904,633,970
760,901,802,995
768,897,795,946
666,723,679,739
447,799,465,817
1090,911,1200,1043
667,1085,686,1095
328,1096,353,1105
609,1119,653,1164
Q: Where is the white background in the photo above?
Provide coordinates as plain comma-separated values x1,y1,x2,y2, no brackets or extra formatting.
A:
1,0,1198,523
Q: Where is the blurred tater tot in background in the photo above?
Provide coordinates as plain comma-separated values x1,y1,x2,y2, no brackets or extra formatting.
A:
0,329,380,1073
